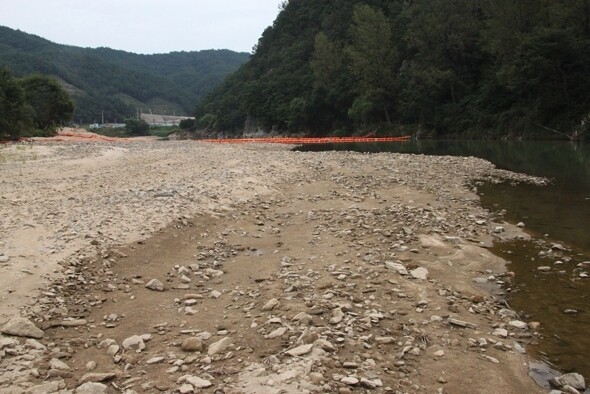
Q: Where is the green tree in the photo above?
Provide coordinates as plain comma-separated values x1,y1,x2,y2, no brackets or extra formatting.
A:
124,118,150,135
0,68,27,139
346,4,397,124
20,75,73,132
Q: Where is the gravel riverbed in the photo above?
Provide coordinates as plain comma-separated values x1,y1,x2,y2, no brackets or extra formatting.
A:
0,139,569,393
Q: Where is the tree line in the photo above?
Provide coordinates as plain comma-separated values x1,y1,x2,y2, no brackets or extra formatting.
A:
0,68,73,139
195,0,590,139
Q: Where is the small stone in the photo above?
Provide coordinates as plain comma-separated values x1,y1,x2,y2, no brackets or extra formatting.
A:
375,336,395,344
528,322,541,330
410,267,429,280
210,290,222,299
50,358,71,370
433,350,445,357
207,337,232,356
385,261,407,275
25,338,46,350
179,384,194,394
564,309,578,315
28,381,65,394
145,279,165,291
493,328,508,338
537,266,551,272
448,318,477,329
144,356,163,365
122,335,145,352
75,382,108,394
107,344,119,356
482,355,499,364
262,298,279,311
330,308,345,324
181,375,212,389
286,344,313,357
341,376,359,385
181,337,204,352
265,327,288,339
508,320,528,329
361,378,383,389
309,372,324,385
86,361,97,371
343,362,358,369
78,372,119,384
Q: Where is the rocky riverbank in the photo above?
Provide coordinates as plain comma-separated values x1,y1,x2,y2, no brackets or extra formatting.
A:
0,139,573,393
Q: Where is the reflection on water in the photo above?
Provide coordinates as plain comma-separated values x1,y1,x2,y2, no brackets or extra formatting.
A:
299,140,590,380
491,239,590,380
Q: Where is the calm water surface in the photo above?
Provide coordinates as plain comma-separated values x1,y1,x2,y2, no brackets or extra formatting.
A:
299,140,590,383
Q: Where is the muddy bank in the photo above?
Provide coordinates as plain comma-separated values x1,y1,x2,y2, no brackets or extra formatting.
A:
0,140,554,393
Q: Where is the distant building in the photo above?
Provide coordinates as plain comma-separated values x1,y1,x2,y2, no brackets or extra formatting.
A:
140,114,193,126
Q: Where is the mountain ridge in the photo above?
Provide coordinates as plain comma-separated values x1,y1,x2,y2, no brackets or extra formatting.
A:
0,26,250,123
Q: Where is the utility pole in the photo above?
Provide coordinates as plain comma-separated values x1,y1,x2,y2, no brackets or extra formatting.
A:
101,110,104,125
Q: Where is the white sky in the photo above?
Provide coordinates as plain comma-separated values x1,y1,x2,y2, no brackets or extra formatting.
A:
0,0,283,54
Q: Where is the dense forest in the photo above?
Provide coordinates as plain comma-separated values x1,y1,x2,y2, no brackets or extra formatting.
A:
195,0,590,139
0,26,249,123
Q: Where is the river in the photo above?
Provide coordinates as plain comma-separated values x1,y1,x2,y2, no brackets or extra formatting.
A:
298,140,590,386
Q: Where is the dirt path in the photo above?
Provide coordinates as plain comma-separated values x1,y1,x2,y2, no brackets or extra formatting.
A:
0,139,549,393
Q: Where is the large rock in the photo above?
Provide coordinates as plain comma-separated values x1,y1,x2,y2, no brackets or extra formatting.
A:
2,316,44,338
550,373,586,390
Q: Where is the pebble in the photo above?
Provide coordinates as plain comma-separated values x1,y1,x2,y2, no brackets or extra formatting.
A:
341,376,359,385
181,337,204,352
122,335,145,352
207,337,232,356
75,382,108,394
385,261,408,275
410,267,429,280
262,298,279,311
145,279,165,291
508,320,528,329
179,375,212,389
286,344,313,357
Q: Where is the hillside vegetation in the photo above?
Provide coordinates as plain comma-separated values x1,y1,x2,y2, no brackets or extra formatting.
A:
0,26,249,123
196,0,590,139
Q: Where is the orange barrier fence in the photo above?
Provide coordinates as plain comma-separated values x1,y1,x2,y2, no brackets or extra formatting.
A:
202,136,411,145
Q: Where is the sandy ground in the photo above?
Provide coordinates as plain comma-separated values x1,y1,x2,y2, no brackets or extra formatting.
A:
0,133,550,393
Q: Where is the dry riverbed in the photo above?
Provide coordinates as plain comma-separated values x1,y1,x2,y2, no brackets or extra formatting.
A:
0,137,575,393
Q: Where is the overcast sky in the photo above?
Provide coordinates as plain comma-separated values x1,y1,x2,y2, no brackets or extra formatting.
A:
0,0,283,54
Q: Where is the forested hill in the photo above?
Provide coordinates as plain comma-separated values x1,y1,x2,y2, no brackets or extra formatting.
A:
196,0,590,139
0,26,250,123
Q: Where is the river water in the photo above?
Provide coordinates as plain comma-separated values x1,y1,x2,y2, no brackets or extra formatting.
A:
298,140,590,384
